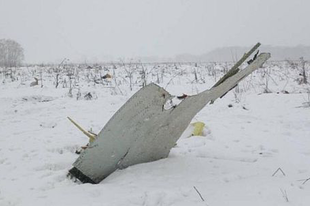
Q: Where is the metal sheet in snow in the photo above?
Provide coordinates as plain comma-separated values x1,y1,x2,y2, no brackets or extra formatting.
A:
69,53,270,183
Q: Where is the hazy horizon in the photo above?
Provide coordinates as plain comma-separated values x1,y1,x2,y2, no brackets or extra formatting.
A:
1,0,310,63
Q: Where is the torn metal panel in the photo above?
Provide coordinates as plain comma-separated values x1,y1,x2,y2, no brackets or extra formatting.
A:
69,53,271,184
70,83,173,183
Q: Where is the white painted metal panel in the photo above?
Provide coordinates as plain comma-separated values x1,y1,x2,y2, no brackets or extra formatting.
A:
70,53,270,183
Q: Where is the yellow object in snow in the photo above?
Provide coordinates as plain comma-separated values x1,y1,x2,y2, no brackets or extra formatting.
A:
191,122,205,136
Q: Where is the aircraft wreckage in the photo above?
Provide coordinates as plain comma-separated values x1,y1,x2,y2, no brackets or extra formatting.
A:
69,43,270,184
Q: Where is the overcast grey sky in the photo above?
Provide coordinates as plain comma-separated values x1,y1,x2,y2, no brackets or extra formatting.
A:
0,0,309,63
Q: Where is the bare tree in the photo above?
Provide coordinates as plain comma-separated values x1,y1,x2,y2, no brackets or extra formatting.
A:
300,57,307,84
0,39,24,67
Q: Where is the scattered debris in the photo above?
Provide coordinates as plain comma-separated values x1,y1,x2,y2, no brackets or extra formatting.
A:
67,117,97,142
30,77,39,87
247,50,259,65
242,106,249,110
177,93,188,100
84,92,92,100
101,73,112,79
282,90,290,94
67,117,97,153
191,122,205,136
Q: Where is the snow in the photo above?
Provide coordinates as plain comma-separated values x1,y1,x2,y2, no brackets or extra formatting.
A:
0,62,310,205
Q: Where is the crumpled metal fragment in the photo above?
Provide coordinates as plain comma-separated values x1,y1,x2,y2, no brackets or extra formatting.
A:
69,53,270,183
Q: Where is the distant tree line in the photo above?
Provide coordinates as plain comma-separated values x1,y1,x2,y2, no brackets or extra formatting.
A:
0,39,24,67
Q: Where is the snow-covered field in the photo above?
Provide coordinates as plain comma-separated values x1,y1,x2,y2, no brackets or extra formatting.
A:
1,61,310,206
